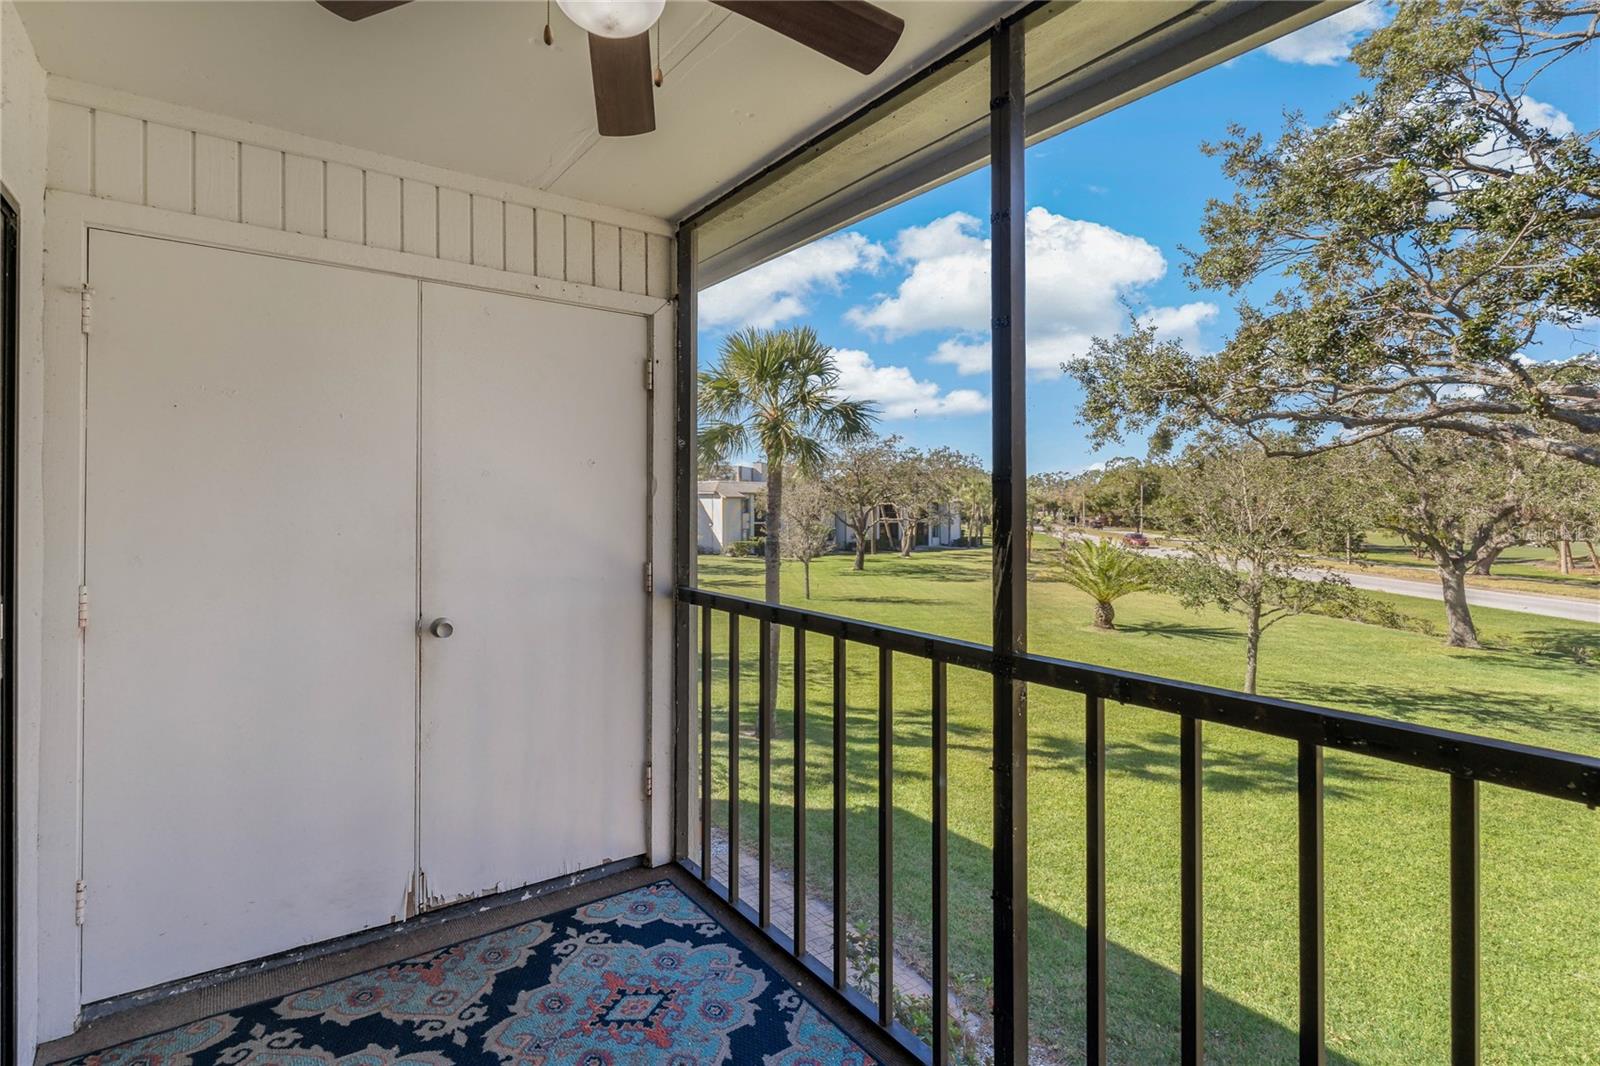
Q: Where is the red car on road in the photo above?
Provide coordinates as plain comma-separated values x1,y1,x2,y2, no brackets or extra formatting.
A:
1122,532,1150,549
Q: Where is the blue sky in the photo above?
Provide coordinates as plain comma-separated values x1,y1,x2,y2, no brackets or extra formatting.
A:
697,3,1599,474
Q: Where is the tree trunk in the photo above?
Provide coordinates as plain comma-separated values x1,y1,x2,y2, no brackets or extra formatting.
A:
763,459,783,606
1243,603,1262,695
1092,600,1115,630
1557,538,1573,575
1344,531,1353,565
762,459,783,709
852,528,866,571
1438,564,1482,649
1470,544,1504,576
1027,528,1035,563
1586,540,1599,574
803,559,812,599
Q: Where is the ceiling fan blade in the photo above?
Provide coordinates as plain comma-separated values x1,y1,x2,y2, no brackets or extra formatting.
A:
711,1,904,75
588,32,656,137
315,1,411,21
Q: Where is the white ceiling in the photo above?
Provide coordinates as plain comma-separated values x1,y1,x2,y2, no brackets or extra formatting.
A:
16,0,1012,221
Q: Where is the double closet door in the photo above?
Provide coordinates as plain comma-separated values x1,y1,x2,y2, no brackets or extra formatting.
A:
79,231,648,1003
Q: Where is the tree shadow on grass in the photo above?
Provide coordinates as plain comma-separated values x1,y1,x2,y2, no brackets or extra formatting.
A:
1280,680,1598,739
712,794,1358,1065
1117,620,1240,643
827,594,948,607
1484,628,1600,670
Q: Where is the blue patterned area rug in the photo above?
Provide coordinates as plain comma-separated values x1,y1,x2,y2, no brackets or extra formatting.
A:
56,880,876,1066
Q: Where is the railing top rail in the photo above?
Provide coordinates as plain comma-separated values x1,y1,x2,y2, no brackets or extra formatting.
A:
678,586,1600,805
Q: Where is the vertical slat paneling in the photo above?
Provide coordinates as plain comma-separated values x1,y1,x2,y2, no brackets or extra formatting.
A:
701,607,713,877
364,172,402,251
1300,742,1325,1066
727,615,742,905
758,619,774,927
93,112,145,204
438,188,472,263
193,134,240,221
793,629,808,955
932,660,950,1065
283,154,324,237
239,144,283,229
878,646,894,1026
1451,777,1480,1066
1086,695,1107,1066
1181,716,1204,1066
324,163,365,244
592,222,621,290
402,180,438,257
536,209,565,280
144,123,192,212
505,204,536,274
621,229,648,294
471,195,505,270
832,636,848,989
646,233,671,298
47,101,94,194
565,217,594,285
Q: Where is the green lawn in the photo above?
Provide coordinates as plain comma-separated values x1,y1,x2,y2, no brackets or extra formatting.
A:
693,548,1599,1065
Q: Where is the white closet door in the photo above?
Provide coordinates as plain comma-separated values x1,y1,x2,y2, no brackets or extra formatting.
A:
418,282,647,905
82,232,420,1001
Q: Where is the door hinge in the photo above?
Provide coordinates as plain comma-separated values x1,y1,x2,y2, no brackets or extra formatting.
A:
77,585,90,630
643,561,653,594
80,286,95,335
643,357,655,392
74,880,87,925
643,762,654,798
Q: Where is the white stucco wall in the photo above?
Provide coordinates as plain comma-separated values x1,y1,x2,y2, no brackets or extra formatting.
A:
1,4,49,1062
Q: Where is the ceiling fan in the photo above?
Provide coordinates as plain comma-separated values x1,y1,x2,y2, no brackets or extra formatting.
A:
316,0,906,137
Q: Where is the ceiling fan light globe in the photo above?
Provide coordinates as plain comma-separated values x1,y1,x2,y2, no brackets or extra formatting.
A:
556,0,664,39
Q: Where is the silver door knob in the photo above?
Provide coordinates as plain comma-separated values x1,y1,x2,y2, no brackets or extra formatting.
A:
426,617,454,639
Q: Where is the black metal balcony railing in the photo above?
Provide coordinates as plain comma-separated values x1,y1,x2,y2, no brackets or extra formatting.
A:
676,585,1600,1066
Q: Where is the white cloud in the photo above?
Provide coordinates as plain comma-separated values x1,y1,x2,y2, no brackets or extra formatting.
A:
1466,94,1575,173
1262,2,1385,66
700,232,886,331
832,347,990,419
1138,302,1219,354
850,207,1203,373
929,337,990,375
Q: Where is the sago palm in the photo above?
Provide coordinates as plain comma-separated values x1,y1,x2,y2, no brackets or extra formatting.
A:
699,326,876,608
1059,537,1150,630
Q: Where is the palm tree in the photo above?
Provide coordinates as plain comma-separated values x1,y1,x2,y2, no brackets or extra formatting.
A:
1059,537,1151,630
699,326,877,609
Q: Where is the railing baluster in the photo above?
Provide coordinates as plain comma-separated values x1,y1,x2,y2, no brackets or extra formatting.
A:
1299,742,1325,1066
1086,694,1106,1066
932,660,950,1066
672,587,1600,1066
878,646,894,1027
700,607,712,880
759,619,774,928
1451,776,1479,1066
833,636,848,990
793,627,808,957
1181,716,1204,1066
727,614,741,905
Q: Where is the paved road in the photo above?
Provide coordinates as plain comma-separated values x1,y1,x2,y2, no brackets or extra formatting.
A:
1078,533,1600,624
1331,569,1600,624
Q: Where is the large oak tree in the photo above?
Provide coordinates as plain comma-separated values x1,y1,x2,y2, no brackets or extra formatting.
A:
1071,0,1600,466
